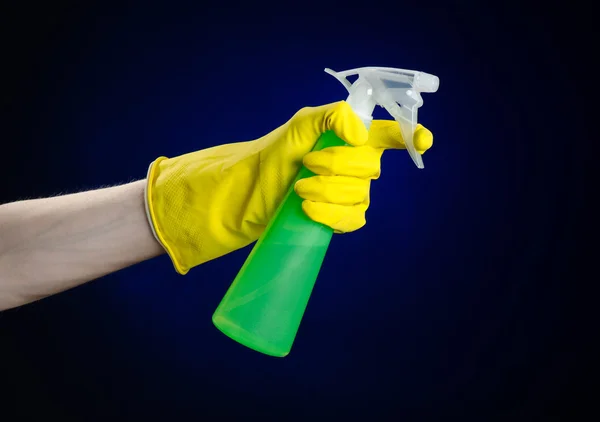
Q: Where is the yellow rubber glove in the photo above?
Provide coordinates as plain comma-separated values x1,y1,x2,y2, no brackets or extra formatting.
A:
145,101,433,274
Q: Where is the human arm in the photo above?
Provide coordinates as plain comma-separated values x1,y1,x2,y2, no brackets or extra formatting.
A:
0,101,433,311
0,180,165,311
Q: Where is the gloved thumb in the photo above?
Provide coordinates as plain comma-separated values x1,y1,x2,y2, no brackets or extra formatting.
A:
290,101,369,147
367,120,434,153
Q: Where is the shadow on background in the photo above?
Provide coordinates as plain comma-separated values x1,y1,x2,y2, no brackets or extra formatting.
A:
0,1,592,420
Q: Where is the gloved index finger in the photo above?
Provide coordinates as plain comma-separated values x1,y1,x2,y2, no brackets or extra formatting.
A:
367,120,434,152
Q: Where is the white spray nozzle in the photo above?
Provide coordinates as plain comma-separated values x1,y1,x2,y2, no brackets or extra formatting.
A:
324,67,440,169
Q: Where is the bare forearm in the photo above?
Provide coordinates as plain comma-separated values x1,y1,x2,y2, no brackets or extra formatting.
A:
0,180,165,311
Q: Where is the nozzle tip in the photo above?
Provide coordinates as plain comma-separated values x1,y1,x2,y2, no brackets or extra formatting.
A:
415,72,439,93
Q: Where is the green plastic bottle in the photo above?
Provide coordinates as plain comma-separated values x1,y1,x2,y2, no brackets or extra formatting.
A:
212,130,345,357
212,66,440,357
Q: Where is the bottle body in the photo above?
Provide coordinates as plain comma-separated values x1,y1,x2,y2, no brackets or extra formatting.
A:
212,130,345,357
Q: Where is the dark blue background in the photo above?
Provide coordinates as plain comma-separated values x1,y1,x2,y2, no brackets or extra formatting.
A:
1,1,591,420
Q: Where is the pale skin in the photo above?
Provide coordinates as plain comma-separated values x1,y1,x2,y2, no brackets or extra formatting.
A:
0,180,165,311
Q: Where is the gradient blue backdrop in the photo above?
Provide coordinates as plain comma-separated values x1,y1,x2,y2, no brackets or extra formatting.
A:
1,2,590,420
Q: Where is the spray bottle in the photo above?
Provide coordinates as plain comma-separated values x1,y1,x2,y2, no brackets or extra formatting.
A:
212,66,440,357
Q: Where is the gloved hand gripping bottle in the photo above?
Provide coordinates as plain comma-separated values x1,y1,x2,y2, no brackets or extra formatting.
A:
212,67,440,357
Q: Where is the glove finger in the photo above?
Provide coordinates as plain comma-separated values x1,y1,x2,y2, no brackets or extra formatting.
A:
302,200,367,233
292,101,369,147
367,120,434,152
295,175,369,206
303,145,383,179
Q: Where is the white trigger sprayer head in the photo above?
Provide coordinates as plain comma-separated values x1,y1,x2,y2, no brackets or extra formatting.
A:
325,67,439,169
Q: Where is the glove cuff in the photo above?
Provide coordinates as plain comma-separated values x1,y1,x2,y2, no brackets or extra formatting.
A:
144,160,163,247
145,156,190,275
